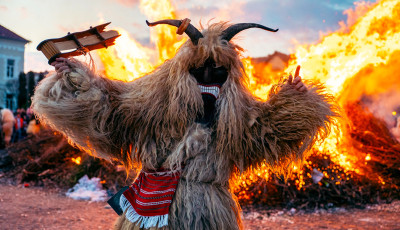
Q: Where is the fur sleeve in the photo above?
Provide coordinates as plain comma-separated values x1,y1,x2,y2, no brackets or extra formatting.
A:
32,60,143,168
248,82,338,173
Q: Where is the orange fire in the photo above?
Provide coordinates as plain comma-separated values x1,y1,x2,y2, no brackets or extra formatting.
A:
96,29,154,82
287,0,400,173
95,0,400,194
96,0,186,82
235,0,400,193
71,156,81,165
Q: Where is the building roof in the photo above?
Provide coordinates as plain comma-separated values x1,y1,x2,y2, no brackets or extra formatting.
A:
252,51,290,64
0,24,30,43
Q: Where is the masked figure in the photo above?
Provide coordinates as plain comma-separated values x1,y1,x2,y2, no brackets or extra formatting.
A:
32,19,337,230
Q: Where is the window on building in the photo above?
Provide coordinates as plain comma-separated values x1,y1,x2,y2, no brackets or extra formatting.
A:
7,59,15,78
6,94,14,109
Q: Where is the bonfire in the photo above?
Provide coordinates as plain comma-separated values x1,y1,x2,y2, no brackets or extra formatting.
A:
97,0,400,208
1,0,399,210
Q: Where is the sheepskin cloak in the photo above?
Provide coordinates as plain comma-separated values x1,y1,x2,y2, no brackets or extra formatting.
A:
32,22,337,230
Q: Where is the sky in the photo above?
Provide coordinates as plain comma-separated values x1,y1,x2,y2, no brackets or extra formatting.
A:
0,0,375,72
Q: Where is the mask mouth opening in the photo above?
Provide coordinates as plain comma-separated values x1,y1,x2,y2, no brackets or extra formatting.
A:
197,84,221,99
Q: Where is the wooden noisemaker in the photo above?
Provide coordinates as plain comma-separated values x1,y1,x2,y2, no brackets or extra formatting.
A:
37,22,120,64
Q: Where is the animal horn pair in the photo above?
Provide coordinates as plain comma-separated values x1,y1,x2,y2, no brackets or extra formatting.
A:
146,19,278,45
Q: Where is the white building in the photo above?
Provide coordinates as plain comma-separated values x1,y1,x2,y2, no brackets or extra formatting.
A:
0,24,29,111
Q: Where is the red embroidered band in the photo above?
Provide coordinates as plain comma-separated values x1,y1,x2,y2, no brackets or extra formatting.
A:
120,169,180,228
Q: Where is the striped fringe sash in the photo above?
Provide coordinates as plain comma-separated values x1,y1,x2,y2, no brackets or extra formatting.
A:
120,169,180,228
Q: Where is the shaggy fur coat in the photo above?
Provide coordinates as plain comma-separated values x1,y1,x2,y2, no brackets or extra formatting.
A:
32,22,337,230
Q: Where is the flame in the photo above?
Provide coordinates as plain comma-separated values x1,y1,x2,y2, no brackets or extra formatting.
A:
97,0,186,81
287,0,400,99
97,29,154,82
233,0,400,195
95,0,400,199
284,0,400,175
140,0,187,65
71,156,81,165
243,57,283,100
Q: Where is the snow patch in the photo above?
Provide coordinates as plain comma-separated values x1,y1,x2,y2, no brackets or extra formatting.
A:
66,175,107,202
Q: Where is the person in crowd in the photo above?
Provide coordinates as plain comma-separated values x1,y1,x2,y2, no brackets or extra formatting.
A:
0,107,15,148
12,111,25,142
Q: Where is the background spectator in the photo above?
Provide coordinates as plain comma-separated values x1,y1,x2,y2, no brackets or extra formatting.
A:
0,108,15,148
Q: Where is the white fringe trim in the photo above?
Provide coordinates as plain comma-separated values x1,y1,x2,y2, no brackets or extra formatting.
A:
120,194,169,229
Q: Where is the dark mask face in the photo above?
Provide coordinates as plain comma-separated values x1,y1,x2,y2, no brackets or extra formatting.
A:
189,59,228,85
190,59,228,127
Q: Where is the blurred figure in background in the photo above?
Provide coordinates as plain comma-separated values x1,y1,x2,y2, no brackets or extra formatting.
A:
12,112,25,143
0,108,15,148
26,116,43,136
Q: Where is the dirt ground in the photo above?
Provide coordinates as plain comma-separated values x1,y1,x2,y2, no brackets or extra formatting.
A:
0,184,399,230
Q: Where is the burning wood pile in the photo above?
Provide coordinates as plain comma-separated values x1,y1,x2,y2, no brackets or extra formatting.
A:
0,98,398,209
0,130,133,194
234,100,400,209
230,0,400,209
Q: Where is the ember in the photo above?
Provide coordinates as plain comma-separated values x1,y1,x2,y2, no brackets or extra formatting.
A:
71,156,81,165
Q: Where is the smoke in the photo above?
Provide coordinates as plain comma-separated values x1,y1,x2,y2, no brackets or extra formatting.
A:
25,52,52,73
341,1,377,29
0,5,7,12
19,7,28,18
362,90,400,131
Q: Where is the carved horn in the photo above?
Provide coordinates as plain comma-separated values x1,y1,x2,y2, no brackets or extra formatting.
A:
221,23,278,41
146,19,203,45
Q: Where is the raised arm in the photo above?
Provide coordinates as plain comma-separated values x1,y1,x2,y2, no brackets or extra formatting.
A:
246,66,338,172
32,58,144,167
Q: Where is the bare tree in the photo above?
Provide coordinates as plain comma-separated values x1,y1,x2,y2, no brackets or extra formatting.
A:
17,72,27,108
